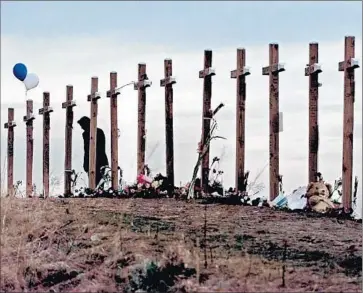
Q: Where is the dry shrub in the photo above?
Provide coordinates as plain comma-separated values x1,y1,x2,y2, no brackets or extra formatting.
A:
125,243,196,293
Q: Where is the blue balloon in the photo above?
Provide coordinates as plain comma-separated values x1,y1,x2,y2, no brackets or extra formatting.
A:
13,63,28,81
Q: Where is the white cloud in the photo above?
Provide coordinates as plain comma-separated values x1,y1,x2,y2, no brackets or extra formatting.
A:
1,35,362,213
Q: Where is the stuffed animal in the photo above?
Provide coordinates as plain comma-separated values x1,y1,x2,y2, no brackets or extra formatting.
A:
306,180,335,213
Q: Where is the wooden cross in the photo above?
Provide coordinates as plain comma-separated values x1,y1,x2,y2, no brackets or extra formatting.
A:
4,108,16,197
199,49,216,193
106,71,120,191
338,36,360,213
23,99,35,197
134,63,151,175
262,43,285,201
87,77,100,190
305,43,322,183
133,71,151,90
38,92,53,198
62,85,77,197
160,59,177,193
230,48,250,193
87,82,101,102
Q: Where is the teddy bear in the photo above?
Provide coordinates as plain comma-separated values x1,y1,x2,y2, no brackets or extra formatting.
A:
305,178,336,213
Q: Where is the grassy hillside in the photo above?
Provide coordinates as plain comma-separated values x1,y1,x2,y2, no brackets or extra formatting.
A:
1,197,361,292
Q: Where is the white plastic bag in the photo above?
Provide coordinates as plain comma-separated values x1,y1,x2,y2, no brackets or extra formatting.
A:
287,186,307,210
272,192,288,208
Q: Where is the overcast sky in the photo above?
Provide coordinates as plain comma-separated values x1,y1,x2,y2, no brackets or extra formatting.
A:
1,1,362,213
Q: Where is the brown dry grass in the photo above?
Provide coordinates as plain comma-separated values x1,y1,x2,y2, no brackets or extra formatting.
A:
1,197,361,292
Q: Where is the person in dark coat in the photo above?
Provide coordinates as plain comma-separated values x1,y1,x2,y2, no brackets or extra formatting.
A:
77,116,109,188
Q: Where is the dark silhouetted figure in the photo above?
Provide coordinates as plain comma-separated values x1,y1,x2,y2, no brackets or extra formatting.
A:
77,116,109,188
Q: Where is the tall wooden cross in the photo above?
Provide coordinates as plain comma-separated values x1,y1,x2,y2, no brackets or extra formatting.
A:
160,59,177,193
38,92,54,198
87,77,101,190
338,36,360,213
199,50,216,193
107,72,120,191
134,63,151,176
262,43,285,201
230,48,251,193
4,108,16,197
23,100,35,197
305,43,322,183
62,85,77,196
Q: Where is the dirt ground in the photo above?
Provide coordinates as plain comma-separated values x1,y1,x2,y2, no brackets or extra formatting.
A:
1,197,362,292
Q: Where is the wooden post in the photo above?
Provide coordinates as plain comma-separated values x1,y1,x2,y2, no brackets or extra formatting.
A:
262,44,285,201
107,72,120,191
230,48,251,193
87,77,101,190
134,63,151,176
23,100,35,197
199,50,216,193
305,43,322,183
338,36,360,213
62,85,76,197
4,108,16,197
160,59,176,192
38,92,53,198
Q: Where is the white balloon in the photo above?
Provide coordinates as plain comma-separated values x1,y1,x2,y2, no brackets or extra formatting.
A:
23,73,39,91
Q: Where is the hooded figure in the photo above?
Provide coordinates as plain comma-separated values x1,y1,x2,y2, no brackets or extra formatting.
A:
77,116,109,188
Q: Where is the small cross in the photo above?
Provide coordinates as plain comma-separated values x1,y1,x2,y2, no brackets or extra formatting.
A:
62,100,77,108
305,63,322,88
87,78,101,102
160,59,177,87
199,49,216,78
107,71,120,98
39,92,54,115
338,36,359,72
230,67,250,78
87,92,101,102
106,89,120,98
134,72,152,90
338,58,360,72
39,106,54,115
160,76,176,87
23,114,35,123
230,48,251,79
62,85,77,108
199,67,216,78
4,121,16,129
262,44,286,75
262,63,285,75
305,63,322,76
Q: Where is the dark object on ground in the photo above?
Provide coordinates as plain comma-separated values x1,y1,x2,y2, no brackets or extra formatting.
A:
78,116,109,187
154,173,173,193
